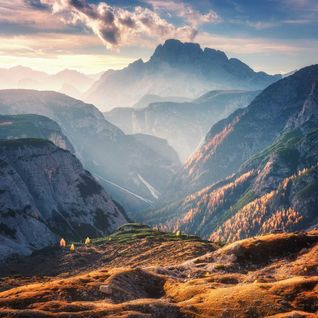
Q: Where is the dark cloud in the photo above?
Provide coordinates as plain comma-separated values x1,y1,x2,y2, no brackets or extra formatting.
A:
25,0,49,10
100,26,119,45
119,16,136,28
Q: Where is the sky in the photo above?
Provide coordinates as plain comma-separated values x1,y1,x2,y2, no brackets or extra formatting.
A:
0,0,317,74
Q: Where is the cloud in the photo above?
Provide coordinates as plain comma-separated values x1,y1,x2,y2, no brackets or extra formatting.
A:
146,0,221,27
195,31,318,55
25,0,50,10
41,0,217,49
0,0,71,33
0,32,135,73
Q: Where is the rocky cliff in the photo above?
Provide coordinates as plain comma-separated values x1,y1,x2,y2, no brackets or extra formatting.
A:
0,139,127,261
167,64,318,198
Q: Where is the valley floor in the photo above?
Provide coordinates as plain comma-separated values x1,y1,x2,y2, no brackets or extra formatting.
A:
0,225,317,318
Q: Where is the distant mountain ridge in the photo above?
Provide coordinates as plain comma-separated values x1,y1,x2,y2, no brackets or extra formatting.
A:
85,39,281,110
0,66,97,99
104,89,259,161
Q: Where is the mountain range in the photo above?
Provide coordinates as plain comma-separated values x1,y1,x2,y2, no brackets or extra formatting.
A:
85,39,281,110
0,66,98,99
139,65,318,241
0,36,318,318
0,90,180,214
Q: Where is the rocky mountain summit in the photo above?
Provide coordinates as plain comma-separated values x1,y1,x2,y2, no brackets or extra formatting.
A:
0,139,127,261
85,39,280,109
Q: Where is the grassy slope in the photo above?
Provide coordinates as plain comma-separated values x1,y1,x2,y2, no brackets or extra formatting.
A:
0,226,317,317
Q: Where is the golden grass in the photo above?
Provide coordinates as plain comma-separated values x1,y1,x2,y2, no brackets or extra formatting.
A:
0,230,317,317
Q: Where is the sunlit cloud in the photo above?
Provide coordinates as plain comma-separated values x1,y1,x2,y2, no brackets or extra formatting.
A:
0,33,135,73
0,0,67,32
145,0,221,27
40,0,211,49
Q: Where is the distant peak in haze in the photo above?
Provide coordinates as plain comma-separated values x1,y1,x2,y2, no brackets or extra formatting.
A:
150,38,227,65
85,38,281,109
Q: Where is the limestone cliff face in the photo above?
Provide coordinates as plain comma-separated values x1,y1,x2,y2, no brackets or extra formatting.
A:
0,139,127,261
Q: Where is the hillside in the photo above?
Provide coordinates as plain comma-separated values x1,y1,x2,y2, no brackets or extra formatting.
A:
86,39,280,110
105,90,258,161
141,127,318,241
166,64,318,199
0,89,181,214
0,139,127,261
0,226,317,317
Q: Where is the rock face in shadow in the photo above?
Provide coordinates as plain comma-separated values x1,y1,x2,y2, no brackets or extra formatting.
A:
0,139,127,261
86,39,280,110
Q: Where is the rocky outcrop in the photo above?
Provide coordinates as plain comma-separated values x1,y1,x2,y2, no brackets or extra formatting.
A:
85,39,280,110
0,139,127,261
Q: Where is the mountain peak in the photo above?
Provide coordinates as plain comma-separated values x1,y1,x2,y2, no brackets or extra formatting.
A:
203,47,228,62
87,39,280,109
150,39,202,65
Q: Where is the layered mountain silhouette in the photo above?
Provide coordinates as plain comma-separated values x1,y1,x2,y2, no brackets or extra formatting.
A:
105,90,259,161
0,66,97,99
85,39,281,110
140,65,318,241
0,90,180,214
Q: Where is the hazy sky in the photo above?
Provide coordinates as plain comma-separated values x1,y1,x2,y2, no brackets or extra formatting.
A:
0,0,317,74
